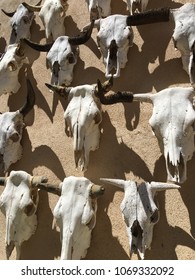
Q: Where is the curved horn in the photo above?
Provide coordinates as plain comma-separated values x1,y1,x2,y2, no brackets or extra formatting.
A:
19,79,36,117
68,20,94,45
150,181,180,192
36,183,62,196
21,2,42,12
1,9,15,17
90,185,105,198
133,93,154,103
101,76,113,92
16,40,25,57
94,76,113,94
96,78,133,105
0,177,7,186
127,7,170,26
23,38,53,52
100,178,125,189
45,83,72,98
31,176,48,187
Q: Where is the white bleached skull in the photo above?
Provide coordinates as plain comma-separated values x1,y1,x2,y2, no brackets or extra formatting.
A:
133,87,195,183
86,8,170,78
0,42,28,96
45,78,113,171
100,178,180,259
23,20,94,86
36,176,104,259
171,3,195,87
0,79,35,173
0,170,47,259
1,2,36,43
23,0,69,40
86,0,111,20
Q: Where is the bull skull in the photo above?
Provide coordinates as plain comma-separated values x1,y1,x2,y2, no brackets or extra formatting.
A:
45,77,113,171
126,0,149,15
86,0,111,20
37,176,104,259
0,79,35,173
0,170,47,259
170,3,195,87
133,87,195,183
86,8,170,78
100,178,180,259
23,20,94,86
23,0,69,40
1,1,41,43
0,41,28,96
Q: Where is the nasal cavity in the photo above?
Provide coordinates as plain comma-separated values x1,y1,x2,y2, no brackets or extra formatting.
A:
52,61,60,77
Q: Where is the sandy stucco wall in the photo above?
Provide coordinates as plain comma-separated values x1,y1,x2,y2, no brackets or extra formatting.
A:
0,0,195,260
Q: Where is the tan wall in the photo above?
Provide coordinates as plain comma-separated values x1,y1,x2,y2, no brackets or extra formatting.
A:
0,0,194,260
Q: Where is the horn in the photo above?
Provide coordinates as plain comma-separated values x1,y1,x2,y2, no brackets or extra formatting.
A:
100,178,125,189
1,9,15,17
31,176,48,187
96,79,133,105
15,40,25,57
101,76,113,92
19,79,36,117
133,93,154,103
90,185,105,198
0,177,7,186
150,181,180,192
45,83,71,98
8,61,17,72
68,20,94,45
21,2,42,12
126,7,170,26
94,76,113,95
36,183,62,196
23,38,53,52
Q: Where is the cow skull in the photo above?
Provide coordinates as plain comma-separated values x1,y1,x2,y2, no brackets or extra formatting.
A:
86,0,111,20
170,3,195,87
45,77,113,171
1,2,40,43
23,0,69,40
126,0,149,15
36,176,104,259
96,84,195,183
133,88,195,183
100,178,180,259
23,20,94,86
0,79,35,173
0,170,47,259
85,8,170,78
0,41,28,96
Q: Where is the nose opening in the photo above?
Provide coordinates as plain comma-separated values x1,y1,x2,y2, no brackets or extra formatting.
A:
167,152,185,183
105,40,119,78
131,220,143,253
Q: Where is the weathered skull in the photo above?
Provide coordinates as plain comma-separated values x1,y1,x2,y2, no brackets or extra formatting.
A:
133,87,195,183
23,0,69,40
0,42,28,95
85,8,170,78
86,0,111,20
171,3,195,87
126,0,149,15
100,178,180,259
37,176,105,259
1,2,37,43
45,77,113,171
0,79,35,172
23,20,94,86
0,170,47,259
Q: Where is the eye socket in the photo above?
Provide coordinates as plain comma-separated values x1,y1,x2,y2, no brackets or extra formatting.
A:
67,52,75,64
